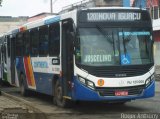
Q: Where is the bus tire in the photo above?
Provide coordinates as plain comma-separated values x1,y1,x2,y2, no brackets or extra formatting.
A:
54,80,72,108
20,75,29,96
0,78,3,86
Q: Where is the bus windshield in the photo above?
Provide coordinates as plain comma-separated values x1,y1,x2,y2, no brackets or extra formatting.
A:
75,27,153,66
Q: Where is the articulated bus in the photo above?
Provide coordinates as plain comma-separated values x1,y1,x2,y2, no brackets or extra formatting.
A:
0,7,155,107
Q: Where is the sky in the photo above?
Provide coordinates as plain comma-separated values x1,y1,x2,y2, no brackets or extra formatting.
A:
0,0,83,17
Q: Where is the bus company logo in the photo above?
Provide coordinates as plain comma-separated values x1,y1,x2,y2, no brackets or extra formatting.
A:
97,79,104,86
115,73,127,77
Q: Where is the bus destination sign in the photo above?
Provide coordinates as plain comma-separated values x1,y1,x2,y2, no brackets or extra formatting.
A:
86,12,141,22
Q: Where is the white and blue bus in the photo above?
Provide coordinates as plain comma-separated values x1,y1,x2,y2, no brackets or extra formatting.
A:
0,7,155,107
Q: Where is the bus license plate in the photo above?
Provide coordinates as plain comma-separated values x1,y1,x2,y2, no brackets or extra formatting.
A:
115,91,128,96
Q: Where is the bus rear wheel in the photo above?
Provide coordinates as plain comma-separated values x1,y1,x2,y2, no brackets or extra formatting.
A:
54,80,72,108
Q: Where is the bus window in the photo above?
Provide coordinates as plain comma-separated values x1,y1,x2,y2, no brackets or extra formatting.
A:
16,33,23,56
4,45,7,64
31,28,39,57
7,36,10,58
0,46,2,64
23,31,30,56
49,23,60,56
39,26,49,56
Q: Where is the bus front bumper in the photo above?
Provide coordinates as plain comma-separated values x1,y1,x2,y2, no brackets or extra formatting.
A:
71,78,155,101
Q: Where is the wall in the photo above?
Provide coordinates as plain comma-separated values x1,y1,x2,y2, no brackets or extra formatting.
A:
133,0,146,8
28,13,53,22
95,0,130,7
154,42,160,65
147,0,159,7
95,0,123,6
0,16,28,35
123,0,130,7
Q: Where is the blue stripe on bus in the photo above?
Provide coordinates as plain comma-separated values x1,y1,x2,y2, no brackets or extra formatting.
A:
72,76,155,101
34,72,54,95
44,16,60,25
16,58,54,96
119,31,150,36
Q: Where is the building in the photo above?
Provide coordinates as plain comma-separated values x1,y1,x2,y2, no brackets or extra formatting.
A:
60,0,131,14
0,16,28,35
132,0,146,8
28,12,55,22
0,13,54,35
94,0,130,7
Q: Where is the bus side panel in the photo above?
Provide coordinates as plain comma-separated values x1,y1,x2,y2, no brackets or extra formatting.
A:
33,72,53,95
23,56,36,89
16,56,36,89
15,57,25,86
16,56,54,95
71,76,155,101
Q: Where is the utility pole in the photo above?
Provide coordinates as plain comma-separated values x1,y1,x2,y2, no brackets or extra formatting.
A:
51,0,53,13
51,0,58,13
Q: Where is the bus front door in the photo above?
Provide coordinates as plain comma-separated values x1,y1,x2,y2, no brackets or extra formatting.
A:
62,20,74,96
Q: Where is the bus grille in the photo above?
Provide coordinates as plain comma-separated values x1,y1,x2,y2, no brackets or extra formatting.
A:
78,64,153,77
96,85,144,96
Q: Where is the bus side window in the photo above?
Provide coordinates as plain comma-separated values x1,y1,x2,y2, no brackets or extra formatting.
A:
7,36,10,58
23,31,30,56
49,23,60,56
3,44,7,64
39,26,49,57
30,28,39,57
16,33,23,57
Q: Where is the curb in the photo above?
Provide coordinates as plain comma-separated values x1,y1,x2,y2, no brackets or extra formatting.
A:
1,91,80,116
1,91,47,118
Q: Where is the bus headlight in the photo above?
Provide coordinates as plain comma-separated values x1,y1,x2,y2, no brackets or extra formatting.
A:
79,77,86,85
145,78,151,87
86,80,95,90
145,74,155,87
78,76,95,90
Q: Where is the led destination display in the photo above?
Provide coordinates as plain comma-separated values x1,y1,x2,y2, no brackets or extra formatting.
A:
87,12,141,21
78,10,150,22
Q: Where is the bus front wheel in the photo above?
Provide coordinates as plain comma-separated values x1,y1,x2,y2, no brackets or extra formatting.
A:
54,80,72,108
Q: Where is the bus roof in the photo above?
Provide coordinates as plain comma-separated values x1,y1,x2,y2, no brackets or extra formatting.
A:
83,7,146,11
3,7,148,36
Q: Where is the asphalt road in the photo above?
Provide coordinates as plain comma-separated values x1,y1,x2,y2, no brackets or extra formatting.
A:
1,81,160,119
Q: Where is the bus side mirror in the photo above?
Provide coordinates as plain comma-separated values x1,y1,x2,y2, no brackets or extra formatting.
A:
67,31,75,45
67,31,77,55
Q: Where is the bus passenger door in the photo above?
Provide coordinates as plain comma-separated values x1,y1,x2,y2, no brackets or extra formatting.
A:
10,36,16,84
62,19,74,96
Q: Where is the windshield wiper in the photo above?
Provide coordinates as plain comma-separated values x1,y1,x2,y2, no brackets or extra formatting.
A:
122,30,127,56
96,25,117,56
122,31,133,56
96,25,113,44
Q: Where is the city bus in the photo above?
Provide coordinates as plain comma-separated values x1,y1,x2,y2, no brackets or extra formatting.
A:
0,7,155,107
